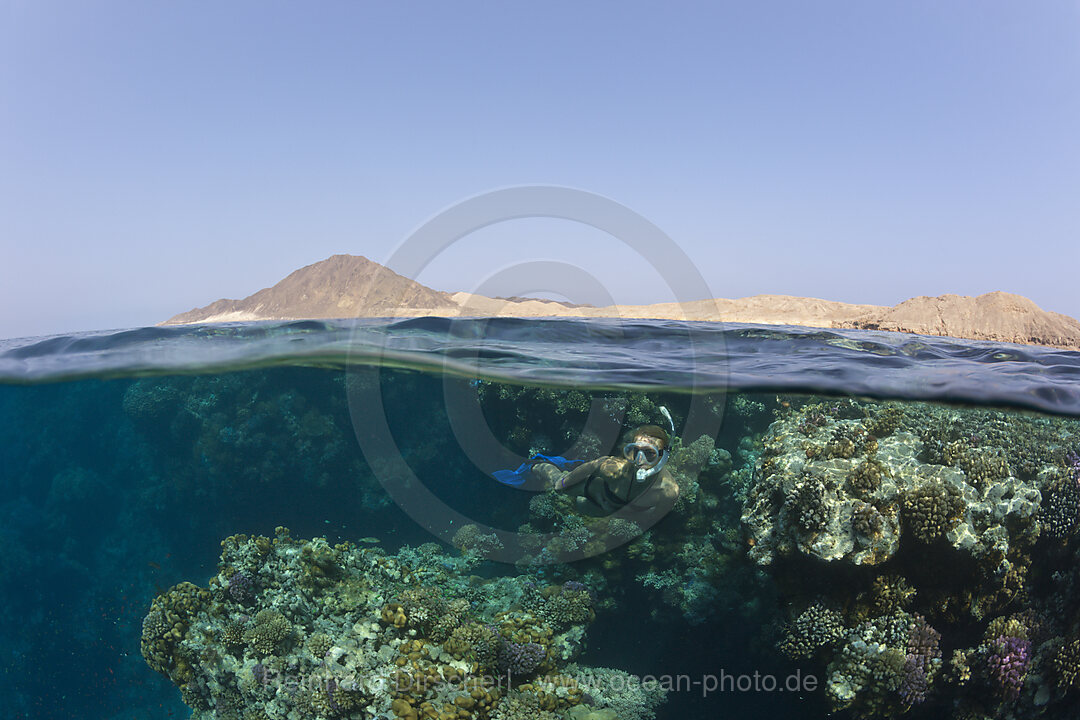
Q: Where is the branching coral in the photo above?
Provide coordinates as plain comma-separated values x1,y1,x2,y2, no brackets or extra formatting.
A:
787,475,828,533
864,405,904,439
898,615,941,706
496,640,547,677
243,609,293,656
852,501,885,538
986,635,1030,701
778,603,844,658
848,459,887,500
1039,470,1080,540
902,481,964,543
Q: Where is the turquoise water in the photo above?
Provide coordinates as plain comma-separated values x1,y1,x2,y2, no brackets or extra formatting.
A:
2,318,1079,719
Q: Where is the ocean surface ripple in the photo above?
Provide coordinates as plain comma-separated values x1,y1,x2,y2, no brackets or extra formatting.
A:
1,317,1079,415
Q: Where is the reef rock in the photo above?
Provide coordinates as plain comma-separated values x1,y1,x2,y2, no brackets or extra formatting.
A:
742,402,1042,571
140,528,666,720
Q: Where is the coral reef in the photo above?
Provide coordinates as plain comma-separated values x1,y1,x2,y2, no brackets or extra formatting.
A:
140,529,665,720
743,400,1044,582
15,366,1080,720
742,397,1080,717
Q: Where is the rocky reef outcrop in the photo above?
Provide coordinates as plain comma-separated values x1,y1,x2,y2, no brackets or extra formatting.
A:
141,528,666,720
742,402,1042,584
746,397,1080,717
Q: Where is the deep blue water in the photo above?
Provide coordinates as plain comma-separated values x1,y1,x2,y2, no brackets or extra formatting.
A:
1,318,1078,720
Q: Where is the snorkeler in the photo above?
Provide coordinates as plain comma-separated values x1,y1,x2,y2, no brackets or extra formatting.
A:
531,423,679,516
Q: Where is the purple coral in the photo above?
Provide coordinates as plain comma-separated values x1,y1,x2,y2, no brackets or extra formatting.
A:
1067,448,1080,478
325,678,342,713
227,571,256,604
987,635,1030,701
899,615,941,706
496,640,546,677
898,656,929,705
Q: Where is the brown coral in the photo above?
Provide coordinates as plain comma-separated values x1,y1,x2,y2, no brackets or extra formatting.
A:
848,459,887,500
903,482,965,543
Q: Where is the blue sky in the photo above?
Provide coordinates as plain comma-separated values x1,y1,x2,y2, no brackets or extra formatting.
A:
2,2,1078,339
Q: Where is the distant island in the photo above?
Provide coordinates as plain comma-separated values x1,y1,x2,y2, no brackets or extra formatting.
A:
162,254,1080,350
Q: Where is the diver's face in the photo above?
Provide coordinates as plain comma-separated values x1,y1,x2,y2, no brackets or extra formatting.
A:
624,436,662,468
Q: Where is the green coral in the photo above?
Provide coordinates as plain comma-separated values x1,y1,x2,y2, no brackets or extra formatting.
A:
140,581,211,678
243,609,294,656
304,631,334,660
778,603,845,658
864,405,904,439
445,622,501,671
869,574,916,616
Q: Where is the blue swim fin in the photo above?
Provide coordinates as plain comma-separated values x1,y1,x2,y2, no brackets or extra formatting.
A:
492,453,582,486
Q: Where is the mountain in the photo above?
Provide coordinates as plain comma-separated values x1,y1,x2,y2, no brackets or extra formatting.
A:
162,255,457,324
836,291,1080,348
162,254,1080,349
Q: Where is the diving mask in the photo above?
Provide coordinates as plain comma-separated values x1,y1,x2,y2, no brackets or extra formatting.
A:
623,441,669,482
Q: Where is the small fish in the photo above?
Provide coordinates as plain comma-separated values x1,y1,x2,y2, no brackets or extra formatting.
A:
357,537,381,544
147,561,161,570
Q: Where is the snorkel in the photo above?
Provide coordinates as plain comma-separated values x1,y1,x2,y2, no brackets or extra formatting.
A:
632,406,676,483
634,446,669,482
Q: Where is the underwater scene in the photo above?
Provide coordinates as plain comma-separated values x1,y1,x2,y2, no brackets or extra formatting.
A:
2,318,1080,720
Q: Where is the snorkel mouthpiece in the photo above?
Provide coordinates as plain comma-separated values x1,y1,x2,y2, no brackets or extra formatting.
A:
635,448,669,482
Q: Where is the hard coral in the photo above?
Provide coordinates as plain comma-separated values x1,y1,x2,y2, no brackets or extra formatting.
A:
521,581,595,631
787,476,829,533
778,603,844,658
864,405,904,439
227,570,256,604
1039,470,1080,540
140,581,211,677
869,574,916,616
497,640,547,677
141,532,640,720
848,459,887,500
899,615,941,706
903,481,964,543
852,501,885,538
1052,637,1080,691
243,609,293,656
946,440,1011,488
444,622,501,672
987,635,1030,701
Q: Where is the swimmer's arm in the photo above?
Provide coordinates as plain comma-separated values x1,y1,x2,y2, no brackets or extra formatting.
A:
553,458,605,490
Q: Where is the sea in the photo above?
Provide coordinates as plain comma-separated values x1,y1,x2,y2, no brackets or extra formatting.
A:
1,316,1079,720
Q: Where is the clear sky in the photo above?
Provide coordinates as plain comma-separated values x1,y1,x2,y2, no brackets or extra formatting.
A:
2,2,1078,339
